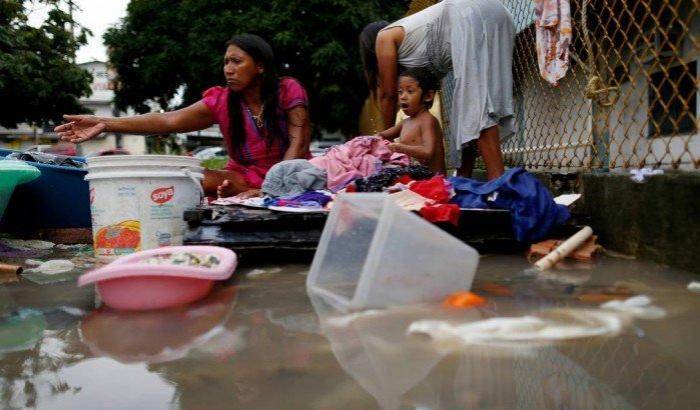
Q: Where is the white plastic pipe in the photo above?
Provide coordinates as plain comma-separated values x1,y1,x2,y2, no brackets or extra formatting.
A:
534,226,594,271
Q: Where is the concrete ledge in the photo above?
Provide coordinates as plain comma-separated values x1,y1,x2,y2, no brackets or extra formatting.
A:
580,172,700,274
474,168,699,273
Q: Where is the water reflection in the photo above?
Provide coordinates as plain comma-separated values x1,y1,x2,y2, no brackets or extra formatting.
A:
309,264,699,410
0,257,698,409
80,286,239,364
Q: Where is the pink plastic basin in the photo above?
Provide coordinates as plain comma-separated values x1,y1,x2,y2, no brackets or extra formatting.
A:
78,246,237,311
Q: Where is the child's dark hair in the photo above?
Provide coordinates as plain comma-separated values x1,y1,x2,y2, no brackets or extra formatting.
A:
399,67,439,108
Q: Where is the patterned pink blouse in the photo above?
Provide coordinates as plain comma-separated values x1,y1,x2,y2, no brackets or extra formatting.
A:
201,77,309,188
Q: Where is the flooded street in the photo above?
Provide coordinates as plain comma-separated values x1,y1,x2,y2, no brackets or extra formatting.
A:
1,252,699,409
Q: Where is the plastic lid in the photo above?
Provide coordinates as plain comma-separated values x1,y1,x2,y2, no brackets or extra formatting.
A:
0,160,41,184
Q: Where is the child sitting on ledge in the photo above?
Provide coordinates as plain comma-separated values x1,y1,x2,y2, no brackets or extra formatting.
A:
377,67,446,175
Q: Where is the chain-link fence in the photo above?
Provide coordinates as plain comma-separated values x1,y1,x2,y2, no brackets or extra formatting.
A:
407,0,699,171
501,0,699,171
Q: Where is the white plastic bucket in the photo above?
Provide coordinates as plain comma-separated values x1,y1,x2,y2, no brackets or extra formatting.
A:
85,155,204,261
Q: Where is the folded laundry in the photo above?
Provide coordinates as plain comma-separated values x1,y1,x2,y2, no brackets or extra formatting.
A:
271,191,333,209
211,196,268,208
309,136,410,191
262,159,328,198
449,168,570,243
389,189,433,211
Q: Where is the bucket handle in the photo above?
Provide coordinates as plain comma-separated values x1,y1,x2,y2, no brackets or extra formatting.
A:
182,168,205,200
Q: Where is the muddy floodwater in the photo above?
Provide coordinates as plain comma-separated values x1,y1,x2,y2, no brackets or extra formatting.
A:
1,251,698,409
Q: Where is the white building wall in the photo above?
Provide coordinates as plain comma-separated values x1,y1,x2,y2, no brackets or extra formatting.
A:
505,64,592,171
504,0,698,171
607,14,699,170
78,61,148,156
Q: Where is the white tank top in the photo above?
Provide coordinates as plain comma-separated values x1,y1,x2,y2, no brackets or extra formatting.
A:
382,2,448,68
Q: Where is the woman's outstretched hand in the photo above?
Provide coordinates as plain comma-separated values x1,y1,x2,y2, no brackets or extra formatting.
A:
54,115,107,143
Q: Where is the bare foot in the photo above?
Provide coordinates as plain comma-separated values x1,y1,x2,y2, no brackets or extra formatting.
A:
217,180,237,198
236,189,262,199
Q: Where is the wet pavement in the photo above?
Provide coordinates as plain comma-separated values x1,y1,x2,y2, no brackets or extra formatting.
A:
0,249,699,409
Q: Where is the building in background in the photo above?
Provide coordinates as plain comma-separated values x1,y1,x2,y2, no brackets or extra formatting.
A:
500,0,699,171
0,60,147,156
72,60,147,156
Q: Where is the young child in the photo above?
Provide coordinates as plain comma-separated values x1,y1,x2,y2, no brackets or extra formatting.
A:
377,67,446,175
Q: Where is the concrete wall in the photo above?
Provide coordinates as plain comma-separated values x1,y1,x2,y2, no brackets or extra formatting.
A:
580,172,700,274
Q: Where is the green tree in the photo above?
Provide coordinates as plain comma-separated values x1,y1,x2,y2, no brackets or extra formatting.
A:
104,0,408,135
0,0,93,128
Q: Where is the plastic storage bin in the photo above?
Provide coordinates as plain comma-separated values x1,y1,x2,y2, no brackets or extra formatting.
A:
307,193,479,311
0,149,90,231
0,160,40,220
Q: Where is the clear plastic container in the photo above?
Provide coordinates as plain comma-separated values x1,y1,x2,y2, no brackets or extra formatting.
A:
307,193,479,311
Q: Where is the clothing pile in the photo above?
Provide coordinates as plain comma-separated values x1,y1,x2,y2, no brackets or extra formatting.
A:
262,159,327,198
386,175,461,226
449,167,570,242
307,136,410,191
232,137,570,241
351,164,434,192
6,151,84,168
264,191,333,209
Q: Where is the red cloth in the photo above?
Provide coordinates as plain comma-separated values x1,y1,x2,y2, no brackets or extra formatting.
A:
420,204,460,226
396,175,414,185
410,176,450,203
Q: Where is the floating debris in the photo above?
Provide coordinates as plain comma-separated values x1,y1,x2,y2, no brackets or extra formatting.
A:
0,239,54,250
144,252,221,268
25,259,75,275
600,295,666,319
408,309,625,345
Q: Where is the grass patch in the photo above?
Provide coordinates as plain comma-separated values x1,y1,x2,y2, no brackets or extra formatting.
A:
201,157,228,170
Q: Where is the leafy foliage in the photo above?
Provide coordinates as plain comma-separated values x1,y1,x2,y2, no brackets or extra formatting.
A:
0,0,92,128
104,0,408,135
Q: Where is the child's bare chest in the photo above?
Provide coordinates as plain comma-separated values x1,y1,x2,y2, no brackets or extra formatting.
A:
399,120,422,145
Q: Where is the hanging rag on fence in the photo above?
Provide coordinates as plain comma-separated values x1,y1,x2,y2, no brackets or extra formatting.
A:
535,0,572,85
309,136,409,192
449,167,570,242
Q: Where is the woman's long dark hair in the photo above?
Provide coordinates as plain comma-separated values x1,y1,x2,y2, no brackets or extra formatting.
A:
359,21,389,95
225,34,283,159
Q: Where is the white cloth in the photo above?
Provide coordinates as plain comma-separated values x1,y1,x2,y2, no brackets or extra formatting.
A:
384,0,516,168
408,309,624,345
535,0,572,85
600,295,666,320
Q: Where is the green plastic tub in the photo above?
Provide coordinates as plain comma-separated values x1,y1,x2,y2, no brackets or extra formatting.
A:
0,160,40,221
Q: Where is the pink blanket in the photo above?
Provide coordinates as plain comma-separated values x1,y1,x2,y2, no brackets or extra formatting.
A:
310,136,409,191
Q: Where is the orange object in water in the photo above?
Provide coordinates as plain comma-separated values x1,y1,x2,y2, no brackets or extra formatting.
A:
443,291,486,309
478,281,513,297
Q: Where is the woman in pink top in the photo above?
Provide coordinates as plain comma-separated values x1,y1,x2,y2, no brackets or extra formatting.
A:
55,34,311,198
